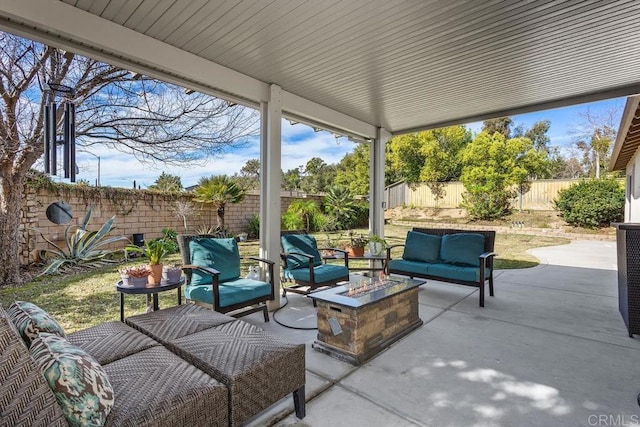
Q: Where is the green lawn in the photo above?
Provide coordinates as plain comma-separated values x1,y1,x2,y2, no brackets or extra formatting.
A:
0,225,569,333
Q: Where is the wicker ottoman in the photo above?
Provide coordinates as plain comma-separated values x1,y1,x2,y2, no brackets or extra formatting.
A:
127,304,306,426
67,321,159,364
104,346,228,427
126,303,235,341
167,321,306,426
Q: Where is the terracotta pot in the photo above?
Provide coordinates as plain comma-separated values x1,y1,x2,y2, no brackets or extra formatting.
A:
148,264,163,286
347,246,365,257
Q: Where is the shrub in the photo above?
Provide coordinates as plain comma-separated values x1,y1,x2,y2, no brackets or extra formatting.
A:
150,228,179,254
554,179,624,228
462,190,514,220
247,214,260,238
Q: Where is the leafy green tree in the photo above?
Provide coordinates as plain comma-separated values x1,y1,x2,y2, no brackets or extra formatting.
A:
386,133,427,184
460,131,550,219
334,144,370,195
419,126,471,202
148,172,183,192
192,175,245,230
482,117,513,138
323,186,358,229
237,158,260,190
300,157,336,194
282,167,302,191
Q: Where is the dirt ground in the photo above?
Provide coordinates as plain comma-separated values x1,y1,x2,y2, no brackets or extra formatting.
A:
385,207,616,236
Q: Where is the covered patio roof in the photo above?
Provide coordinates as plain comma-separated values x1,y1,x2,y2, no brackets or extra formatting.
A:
1,0,640,138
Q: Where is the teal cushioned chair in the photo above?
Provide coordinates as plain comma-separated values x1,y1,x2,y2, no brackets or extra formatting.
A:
280,231,350,298
177,235,275,321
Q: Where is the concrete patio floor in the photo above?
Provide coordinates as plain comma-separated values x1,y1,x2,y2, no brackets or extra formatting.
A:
242,240,640,426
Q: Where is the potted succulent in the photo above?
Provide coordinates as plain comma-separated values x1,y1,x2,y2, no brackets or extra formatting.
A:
162,264,182,283
119,265,152,288
126,240,169,285
346,232,368,257
368,235,387,256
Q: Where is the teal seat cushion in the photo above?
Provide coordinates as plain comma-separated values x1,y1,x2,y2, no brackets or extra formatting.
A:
283,264,348,284
281,234,322,270
185,278,271,308
189,238,241,285
440,233,485,267
388,259,432,276
428,263,491,283
402,231,441,263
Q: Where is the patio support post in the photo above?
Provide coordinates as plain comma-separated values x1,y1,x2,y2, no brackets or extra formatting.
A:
370,128,390,237
260,84,282,309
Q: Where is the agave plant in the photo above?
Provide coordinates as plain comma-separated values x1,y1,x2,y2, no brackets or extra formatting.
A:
37,206,128,274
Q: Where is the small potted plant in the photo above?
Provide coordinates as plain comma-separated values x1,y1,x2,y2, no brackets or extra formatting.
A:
126,240,169,285
119,265,151,288
368,235,387,256
346,232,368,257
321,232,343,257
162,264,182,283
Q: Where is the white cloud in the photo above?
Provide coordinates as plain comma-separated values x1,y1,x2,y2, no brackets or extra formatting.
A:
72,119,357,188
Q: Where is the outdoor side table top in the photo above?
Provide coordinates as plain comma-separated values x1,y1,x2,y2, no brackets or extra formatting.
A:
115,277,185,322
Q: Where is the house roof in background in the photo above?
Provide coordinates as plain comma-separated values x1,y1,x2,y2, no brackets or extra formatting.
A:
610,95,640,171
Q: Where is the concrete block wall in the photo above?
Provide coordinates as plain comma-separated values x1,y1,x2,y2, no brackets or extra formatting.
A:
20,185,323,265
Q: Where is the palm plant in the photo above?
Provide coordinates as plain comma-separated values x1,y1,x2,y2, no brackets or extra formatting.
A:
37,206,128,274
125,240,169,265
192,175,245,230
285,199,321,232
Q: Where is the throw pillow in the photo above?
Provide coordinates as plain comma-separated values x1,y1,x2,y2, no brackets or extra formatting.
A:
402,231,441,263
281,234,322,269
30,332,114,427
189,237,241,285
7,301,66,347
440,233,485,266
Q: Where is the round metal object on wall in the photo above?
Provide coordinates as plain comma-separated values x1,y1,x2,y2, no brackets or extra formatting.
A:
46,201,73,224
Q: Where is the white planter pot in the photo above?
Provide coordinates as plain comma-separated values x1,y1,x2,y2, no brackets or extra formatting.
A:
369,242,385,256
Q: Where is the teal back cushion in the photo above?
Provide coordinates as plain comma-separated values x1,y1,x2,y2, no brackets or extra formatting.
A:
189,238,241,284
402,231,441,263
281,234,322,270
440,233,485,266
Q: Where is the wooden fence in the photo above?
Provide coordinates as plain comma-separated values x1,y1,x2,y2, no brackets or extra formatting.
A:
385,179,605,210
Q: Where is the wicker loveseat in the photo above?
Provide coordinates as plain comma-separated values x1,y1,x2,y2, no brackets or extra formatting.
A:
0,302,305,427
386,228,496,307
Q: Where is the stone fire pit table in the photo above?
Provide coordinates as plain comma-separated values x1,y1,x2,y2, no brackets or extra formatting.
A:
309,277,424,365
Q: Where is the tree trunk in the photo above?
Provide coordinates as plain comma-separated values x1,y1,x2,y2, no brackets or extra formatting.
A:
0,173,24,286
217,204,225,230
595,153,600,178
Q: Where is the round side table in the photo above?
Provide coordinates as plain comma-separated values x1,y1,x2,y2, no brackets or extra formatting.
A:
116,277,185,322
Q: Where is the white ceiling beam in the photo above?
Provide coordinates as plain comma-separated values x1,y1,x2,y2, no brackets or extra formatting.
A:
281,91,377,139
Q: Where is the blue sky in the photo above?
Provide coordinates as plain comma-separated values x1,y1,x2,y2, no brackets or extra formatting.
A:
71,97,627,188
